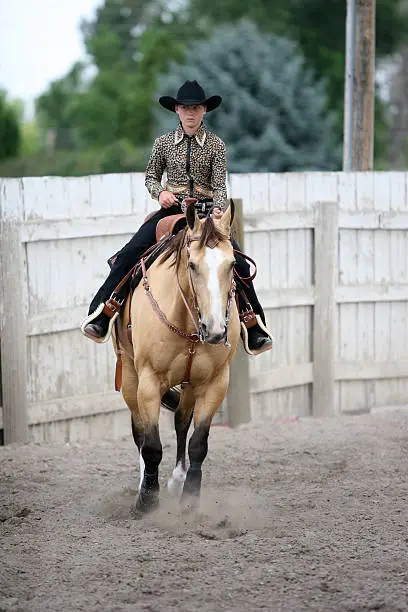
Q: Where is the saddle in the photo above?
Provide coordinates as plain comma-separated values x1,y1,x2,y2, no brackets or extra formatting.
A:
144,196,209,242
155,213,186,243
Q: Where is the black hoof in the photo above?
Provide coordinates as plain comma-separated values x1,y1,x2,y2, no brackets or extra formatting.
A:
181,468,202,511
135,488,160,513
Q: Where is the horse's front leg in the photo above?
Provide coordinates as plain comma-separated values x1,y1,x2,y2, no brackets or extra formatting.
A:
168,387,194,497
182,367,229,507
134,369,163,513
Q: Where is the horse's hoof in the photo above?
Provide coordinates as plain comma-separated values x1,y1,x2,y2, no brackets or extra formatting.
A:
135,489,160,514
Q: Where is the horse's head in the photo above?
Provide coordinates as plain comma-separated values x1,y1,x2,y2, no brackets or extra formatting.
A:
185,201,236,344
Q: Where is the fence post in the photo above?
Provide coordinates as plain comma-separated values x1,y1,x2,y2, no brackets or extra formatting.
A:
313,201,338,417
227,198,251,428
0,179,29,444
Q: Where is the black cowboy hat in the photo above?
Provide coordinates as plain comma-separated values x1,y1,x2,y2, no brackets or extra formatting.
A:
159,80,222,113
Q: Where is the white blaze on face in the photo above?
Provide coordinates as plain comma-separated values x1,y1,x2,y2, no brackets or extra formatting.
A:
204,246,225,334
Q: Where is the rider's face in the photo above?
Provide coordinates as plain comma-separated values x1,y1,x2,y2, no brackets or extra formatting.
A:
175,104,206,133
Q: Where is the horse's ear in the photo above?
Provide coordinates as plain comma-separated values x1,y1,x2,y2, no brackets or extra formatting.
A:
218,199,235,233
186,202,199,231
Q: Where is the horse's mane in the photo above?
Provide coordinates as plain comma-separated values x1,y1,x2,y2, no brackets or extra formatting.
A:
159,216,228,268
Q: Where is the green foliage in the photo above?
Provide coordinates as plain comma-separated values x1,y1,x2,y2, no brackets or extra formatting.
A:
156,21,341,172
0,90,21,161
35,0,188,154
187,0,408,111
17,0,406,176
286,0,407,119
36,62,85,150
20,121,41,156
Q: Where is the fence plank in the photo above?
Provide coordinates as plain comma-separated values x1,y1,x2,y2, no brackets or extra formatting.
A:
313,201,338,417
250,363,313,393
0,179,29,444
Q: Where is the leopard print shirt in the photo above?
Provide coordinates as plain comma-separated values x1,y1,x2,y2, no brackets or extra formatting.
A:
145,122,227,210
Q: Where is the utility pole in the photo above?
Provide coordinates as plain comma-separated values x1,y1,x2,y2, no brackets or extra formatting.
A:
343,0,376,170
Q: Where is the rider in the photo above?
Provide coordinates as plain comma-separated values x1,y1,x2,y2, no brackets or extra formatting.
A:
81,80,273,355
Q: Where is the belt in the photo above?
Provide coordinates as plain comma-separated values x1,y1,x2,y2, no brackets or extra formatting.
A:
165,182,214,199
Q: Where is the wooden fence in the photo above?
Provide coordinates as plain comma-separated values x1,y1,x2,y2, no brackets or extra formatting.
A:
1,171,408,443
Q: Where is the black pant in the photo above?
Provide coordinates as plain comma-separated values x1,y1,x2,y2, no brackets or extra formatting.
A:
88,204,265,324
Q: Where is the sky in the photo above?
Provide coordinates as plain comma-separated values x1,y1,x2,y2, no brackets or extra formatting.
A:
0,0,102,111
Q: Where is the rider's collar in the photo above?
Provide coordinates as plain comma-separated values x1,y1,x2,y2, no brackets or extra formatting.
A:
174,123,207,147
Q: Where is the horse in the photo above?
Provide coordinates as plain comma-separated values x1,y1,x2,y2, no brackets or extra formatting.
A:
113,200,240,513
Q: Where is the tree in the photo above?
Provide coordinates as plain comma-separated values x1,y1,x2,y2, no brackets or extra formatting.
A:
155,21,341,172
64,0,187,148
36,62,85,150
186,0,408,154
0,90,21,161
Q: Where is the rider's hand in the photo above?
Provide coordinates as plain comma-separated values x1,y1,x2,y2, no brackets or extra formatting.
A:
212,207,223,219
159,190,178,208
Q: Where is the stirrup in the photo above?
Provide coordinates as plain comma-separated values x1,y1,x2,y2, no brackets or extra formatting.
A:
240,315,274,356
80,303,118,344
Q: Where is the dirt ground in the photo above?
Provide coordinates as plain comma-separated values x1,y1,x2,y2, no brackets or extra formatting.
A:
1,409,408,612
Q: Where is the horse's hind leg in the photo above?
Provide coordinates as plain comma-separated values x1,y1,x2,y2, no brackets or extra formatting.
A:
168,388,194,497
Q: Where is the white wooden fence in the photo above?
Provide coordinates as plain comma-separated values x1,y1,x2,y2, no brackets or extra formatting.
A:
1,171,408,443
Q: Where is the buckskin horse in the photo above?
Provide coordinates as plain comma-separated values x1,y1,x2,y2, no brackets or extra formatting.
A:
113,200,240,513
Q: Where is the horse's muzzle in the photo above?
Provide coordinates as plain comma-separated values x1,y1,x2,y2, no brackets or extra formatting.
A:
200,322,227,345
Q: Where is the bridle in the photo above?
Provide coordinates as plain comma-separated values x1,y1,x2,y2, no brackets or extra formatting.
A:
141,229,236,388
182,233,236,347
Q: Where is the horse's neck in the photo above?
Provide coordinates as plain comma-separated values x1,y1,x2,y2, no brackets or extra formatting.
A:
151,256,194,329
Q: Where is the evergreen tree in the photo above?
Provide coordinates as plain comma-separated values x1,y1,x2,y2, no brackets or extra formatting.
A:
0,90,21,161
156,21,341,172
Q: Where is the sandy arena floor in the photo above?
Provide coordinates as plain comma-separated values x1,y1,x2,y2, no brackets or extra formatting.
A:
1,409,408,612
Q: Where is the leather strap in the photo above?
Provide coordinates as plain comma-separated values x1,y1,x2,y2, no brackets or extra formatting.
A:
233,249,257,283
235,286,257,329
114,318,122,391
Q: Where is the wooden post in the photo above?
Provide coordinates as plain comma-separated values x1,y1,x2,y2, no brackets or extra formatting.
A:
227,198,251,428
343,0,356,171
313,201,338,417
0,179,29,444
352,0,376,170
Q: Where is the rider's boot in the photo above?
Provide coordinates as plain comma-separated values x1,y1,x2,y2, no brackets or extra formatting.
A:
240,310,274,356
80,299,121,343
